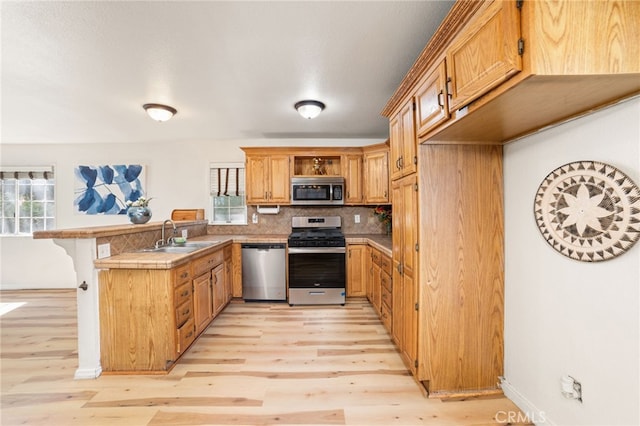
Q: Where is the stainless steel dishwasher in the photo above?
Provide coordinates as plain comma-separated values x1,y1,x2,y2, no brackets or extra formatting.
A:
241,243,286,301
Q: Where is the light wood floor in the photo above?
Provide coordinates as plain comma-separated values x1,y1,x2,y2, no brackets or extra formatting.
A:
0,290,527,425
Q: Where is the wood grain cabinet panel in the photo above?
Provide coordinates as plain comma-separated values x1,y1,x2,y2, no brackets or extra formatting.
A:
391,174,418,376
418,144,504,396
346,244,367,297
193,272,212,334
98,245,233,374
415,60,450,137
342,154,363,204
445,0,521,112
389,100,417,181
245,154,290,204
99,268,182,373
363,143,390,204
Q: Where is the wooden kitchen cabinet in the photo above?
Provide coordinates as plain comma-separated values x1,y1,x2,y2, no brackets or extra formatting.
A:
211,263,226,316
445,0,521,112
99,264,195,373
231,243,243,298
224,245,233,303
193,272,212,334
415,61,450,137
346,244,367,297
389,100,417,181
384,0,640,144
342,154,363,204
245,154,290,204
362,142,390,204
391,174,418,376
418,144,504,397
98,244,233,374
369,249,382,315
379,0,638,399
368,247,392,333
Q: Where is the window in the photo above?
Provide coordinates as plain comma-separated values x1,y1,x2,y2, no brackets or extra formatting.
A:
210,163,247,225
1,167,55,235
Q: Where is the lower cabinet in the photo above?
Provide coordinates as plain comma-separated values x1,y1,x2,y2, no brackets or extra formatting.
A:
212,263,226,316
193,272,213,334
99,245,232,373
367,247,393,334
346,244,367,297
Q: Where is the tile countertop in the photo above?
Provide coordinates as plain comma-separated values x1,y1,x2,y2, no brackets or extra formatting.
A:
93,233,391,270
33,220,209,239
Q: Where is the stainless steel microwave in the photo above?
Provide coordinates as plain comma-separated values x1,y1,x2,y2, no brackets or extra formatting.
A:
290,177,344,205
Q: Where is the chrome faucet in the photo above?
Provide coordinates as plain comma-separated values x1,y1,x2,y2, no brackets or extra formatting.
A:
155,219,177,248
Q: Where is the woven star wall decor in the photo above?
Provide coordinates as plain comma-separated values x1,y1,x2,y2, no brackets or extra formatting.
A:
534,161,640,262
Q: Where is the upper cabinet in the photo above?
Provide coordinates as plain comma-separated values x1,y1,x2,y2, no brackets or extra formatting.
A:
415,60,450,137
342,154,363,204
362,142,390,204
244,153,290,205
382,0,640,143
389,99,417,181
242,146,389,206
445,0,522,112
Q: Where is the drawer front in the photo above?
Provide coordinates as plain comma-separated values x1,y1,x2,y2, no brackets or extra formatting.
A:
174,281,192,307
174,263,192,286
380,303,392,333
380,255,392,276
371,249,381,265
175,298,192,328
192,251,224,277
177,317,196,354
381,272,392,294
381,284,392,310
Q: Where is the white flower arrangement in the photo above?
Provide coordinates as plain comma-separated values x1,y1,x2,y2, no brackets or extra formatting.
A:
126,196,152,208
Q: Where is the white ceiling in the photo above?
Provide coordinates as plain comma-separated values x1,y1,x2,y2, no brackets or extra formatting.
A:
1,0,454,145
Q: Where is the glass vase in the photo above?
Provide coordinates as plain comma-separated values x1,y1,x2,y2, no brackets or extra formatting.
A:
127,206,152,224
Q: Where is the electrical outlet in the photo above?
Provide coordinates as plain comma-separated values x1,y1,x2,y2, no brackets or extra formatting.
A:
252,213,259,224
97,243,111,259
181,229,188,238
354,214,360,223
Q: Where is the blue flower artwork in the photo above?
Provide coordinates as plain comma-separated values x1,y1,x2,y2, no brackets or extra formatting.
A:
74,164,146,215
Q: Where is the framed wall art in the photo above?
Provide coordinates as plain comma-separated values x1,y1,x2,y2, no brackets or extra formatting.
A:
74,164,146,215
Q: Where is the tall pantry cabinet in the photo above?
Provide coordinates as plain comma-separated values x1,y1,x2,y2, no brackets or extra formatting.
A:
388,106,504,397
386,0,638,397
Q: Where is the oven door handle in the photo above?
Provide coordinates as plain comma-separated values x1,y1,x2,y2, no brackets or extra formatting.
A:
288,247,346,254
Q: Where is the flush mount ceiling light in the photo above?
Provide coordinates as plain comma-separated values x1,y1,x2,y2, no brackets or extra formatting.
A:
295,100,325,119
143,103,177,122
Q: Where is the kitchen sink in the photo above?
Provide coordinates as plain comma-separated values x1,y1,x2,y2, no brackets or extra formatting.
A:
182,241,220,247
138,246,199,254
137,240,221,254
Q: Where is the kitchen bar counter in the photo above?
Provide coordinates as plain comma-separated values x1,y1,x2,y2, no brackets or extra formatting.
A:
93,234,289,269
33,220,209,239
94,233,388,270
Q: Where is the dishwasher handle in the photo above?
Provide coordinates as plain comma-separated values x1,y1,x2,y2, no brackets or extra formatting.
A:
241,243,285,250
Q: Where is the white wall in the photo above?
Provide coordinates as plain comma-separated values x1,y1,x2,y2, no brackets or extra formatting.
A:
0,138,382,289
503,97,640,426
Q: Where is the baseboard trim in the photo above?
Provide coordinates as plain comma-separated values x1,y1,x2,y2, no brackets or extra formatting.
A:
74,366,102,380
500,376,554,425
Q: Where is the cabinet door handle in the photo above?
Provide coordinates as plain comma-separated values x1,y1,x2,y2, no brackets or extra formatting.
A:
437,90,445,108
446,77,453,99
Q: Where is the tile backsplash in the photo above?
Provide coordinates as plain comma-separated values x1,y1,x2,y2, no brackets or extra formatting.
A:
209,205,390,235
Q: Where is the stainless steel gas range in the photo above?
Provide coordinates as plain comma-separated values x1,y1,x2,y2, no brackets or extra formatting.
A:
287,216,346,306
